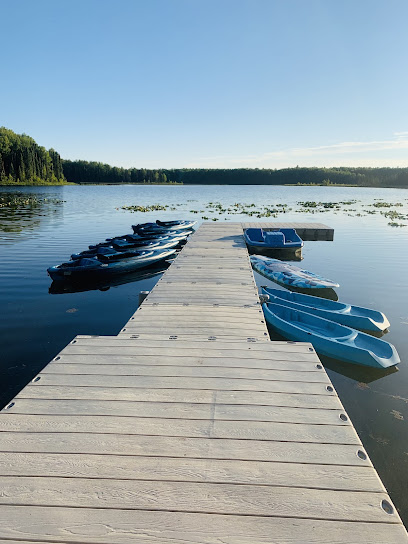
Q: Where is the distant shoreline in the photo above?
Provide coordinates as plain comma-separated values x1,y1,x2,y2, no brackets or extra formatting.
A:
1,182,408,188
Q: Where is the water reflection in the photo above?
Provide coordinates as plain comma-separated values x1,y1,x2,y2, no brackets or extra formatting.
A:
0,192,64,240
320,354,399,383
49,261,171,294
247,246,303,261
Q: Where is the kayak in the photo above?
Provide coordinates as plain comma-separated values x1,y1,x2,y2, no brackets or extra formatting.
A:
262,287,390,332
71,239,170,260
88,232,187,250
262,302,400,368
251,255,339,289
112,237,180,251
244,228,303,250
47,248,177,281
156,219,196,229
132,221,195,235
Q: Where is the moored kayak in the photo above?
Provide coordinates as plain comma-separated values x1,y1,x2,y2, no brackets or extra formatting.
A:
261,287,390,332
48,248,177,281
262,302,400,368
251,255,339,289
89,232,187,250
71,239,168,260
132,221,195,235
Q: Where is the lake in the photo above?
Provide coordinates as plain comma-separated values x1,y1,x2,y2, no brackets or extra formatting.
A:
1,183,408,524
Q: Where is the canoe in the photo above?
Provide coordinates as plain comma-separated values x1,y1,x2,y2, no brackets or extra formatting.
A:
262,302,400,368
262,287,390,332
47,248,177,281
251,255,339,289
244,228,303,250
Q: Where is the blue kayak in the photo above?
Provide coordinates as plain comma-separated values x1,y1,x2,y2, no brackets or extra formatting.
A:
244,228,303,250
251,255,339,289
71,240,174,260
132,220,195,235
48,248,177,281
88,233,187,250
263,302,400,369
262,287,390,332
112,237,180,251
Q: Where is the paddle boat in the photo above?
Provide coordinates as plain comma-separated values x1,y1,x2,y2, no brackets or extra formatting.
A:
244,228,303,251
251,255,339,289
47,248,177,281
262,302,400,368
261,287,390,332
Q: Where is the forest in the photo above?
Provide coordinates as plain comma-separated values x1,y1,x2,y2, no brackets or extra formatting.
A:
2,127,408,187
62,161,408,187
0,127,65,184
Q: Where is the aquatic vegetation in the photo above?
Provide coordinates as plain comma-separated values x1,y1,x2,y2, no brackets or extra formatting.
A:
371,201,403,208
120,204,169,212
0,193,64,208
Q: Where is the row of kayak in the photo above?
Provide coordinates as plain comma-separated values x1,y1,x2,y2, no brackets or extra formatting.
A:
250,254,399,369
47,219,196,281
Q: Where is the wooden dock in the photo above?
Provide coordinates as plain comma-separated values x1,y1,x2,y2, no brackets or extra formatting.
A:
0,222,407,543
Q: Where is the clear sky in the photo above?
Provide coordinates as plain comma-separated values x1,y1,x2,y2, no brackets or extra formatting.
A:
1,0,408,169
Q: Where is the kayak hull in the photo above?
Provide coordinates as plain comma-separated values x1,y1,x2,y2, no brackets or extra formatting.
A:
48,248,177,281
251,255,339,289
263,302,399,368
262,287,390,332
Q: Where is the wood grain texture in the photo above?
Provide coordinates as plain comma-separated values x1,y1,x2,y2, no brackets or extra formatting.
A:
16,386,342,409
0,432,370,465
42,352,322,368
0,452,384,491
26,374,335,394
0,476,396,522
0,414,360,443
4,398,348,425
40,363,330,383
0,507,405,544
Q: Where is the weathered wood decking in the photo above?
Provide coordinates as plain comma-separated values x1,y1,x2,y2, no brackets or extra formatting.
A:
0,222,406,543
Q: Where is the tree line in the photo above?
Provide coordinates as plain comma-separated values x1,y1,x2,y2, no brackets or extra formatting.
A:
63,162,408,187
2,127,408,187
0,127,65,184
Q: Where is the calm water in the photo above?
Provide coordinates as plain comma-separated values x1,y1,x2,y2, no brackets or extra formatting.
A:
1,184,408,523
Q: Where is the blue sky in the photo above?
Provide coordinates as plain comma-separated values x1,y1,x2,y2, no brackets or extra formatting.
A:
1,0,407,168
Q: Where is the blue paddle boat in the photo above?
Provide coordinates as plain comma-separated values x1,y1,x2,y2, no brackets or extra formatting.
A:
251,255,339,289
261,287,390,332
262,302,400,368
47,248,177,281
244,228,303,251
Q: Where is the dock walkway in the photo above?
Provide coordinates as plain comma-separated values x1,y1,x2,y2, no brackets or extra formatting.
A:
0,222,407,543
